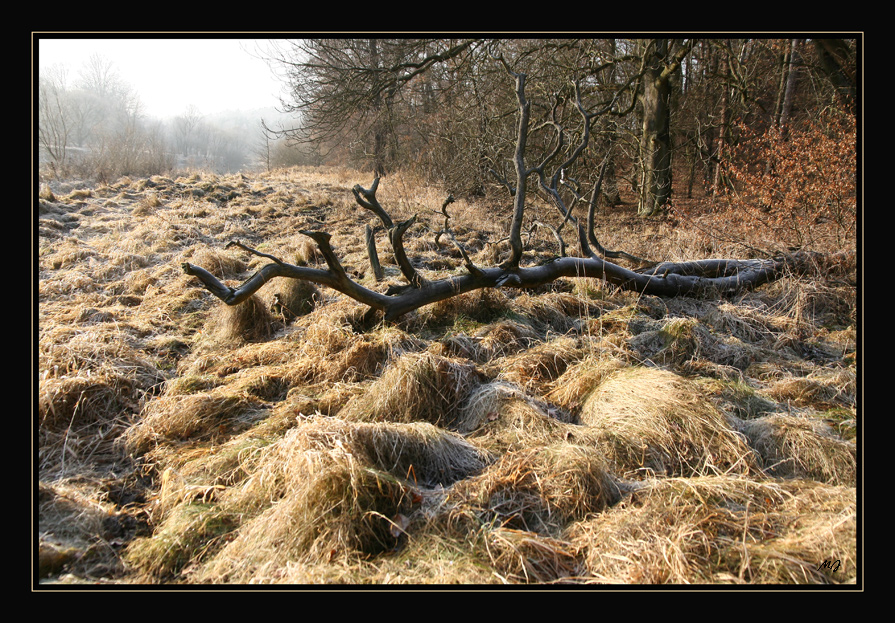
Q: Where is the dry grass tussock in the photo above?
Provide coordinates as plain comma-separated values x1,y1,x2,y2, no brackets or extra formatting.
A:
338,349,485,428
580,366,758,479
737,414,856,486
569,475,856,584
155,417,491,583
446,443,623,534
37,166,857,586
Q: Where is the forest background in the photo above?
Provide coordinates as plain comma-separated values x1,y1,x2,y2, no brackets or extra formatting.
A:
39,37,857,239
36,36,859,586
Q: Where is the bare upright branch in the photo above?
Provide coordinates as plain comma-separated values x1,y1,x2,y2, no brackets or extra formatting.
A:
183,56,812,323
352,178,393,228
503,63,532,270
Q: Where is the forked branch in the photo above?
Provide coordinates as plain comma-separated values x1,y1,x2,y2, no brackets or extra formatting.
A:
182,65,809,323
183,220,801,322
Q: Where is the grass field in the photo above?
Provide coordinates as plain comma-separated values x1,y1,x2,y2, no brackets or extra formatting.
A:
37,166,858,585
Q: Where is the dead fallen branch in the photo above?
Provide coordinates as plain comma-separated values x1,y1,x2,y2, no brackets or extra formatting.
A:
183,68,818,323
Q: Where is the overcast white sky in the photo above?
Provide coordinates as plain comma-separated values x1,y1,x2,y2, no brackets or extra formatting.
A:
36,36,288,119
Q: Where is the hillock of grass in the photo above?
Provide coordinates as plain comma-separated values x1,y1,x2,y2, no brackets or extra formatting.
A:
37,166,858,586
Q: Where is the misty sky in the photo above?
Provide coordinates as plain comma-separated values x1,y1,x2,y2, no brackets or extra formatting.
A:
36,37,288,119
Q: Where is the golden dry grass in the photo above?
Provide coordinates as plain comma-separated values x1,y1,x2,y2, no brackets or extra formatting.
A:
568,476,856,584
36,166,858,586
166,418,491,583
338,350,485,428
737,414,856,486
580,366,758,479
446,443,623,535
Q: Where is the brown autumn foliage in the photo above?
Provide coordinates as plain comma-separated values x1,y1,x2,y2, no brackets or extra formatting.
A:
722,111,857,250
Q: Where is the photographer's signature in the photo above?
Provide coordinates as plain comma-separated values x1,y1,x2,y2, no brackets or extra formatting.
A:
817,559,842,573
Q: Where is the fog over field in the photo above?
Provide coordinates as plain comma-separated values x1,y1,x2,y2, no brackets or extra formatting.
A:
38,37,284,118
37,36,301,174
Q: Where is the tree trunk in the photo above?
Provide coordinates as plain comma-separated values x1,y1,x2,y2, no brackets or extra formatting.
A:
778,39,801,136
712,51,730,197
637,39,692,216
368,39,390,178
813,38,856,114
365,223,384,281
599,39,622,207
638,53,673,215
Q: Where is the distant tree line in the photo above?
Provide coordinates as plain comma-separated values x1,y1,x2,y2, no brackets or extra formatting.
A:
39,54,170,180
38,38,857,244
37,53,305,180
265,37,857,217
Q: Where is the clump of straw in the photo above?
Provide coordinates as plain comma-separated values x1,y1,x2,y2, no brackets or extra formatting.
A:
570,475,856,584
204,295,274,344
494,336,583,394
580,366,756,478
188,418,490,583
456,380,577,453
338,350,484,428
124,387,267,456
738,414,856,485
447,443,622,536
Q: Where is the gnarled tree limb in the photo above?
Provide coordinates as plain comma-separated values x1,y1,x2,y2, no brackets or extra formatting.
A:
182,234,799,322
183,63,809,324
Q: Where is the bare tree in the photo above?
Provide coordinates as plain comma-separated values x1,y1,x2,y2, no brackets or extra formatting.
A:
266,38,482,175
775,39,802,136
39,53,174,179
637,39,695,215
256,118,274,172
77,53,127,99
183,63,807,322
38,67,72,174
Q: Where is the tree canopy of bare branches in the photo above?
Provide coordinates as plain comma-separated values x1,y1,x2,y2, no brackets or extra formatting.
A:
183,54,815,322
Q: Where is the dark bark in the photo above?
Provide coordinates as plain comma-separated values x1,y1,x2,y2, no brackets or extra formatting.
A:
183,58,805,325
183,238,798,323
183,175,804,322
813,39,856,114
637,39,694,216
778,39,801,136
365,224,384,282
712,50,731,196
